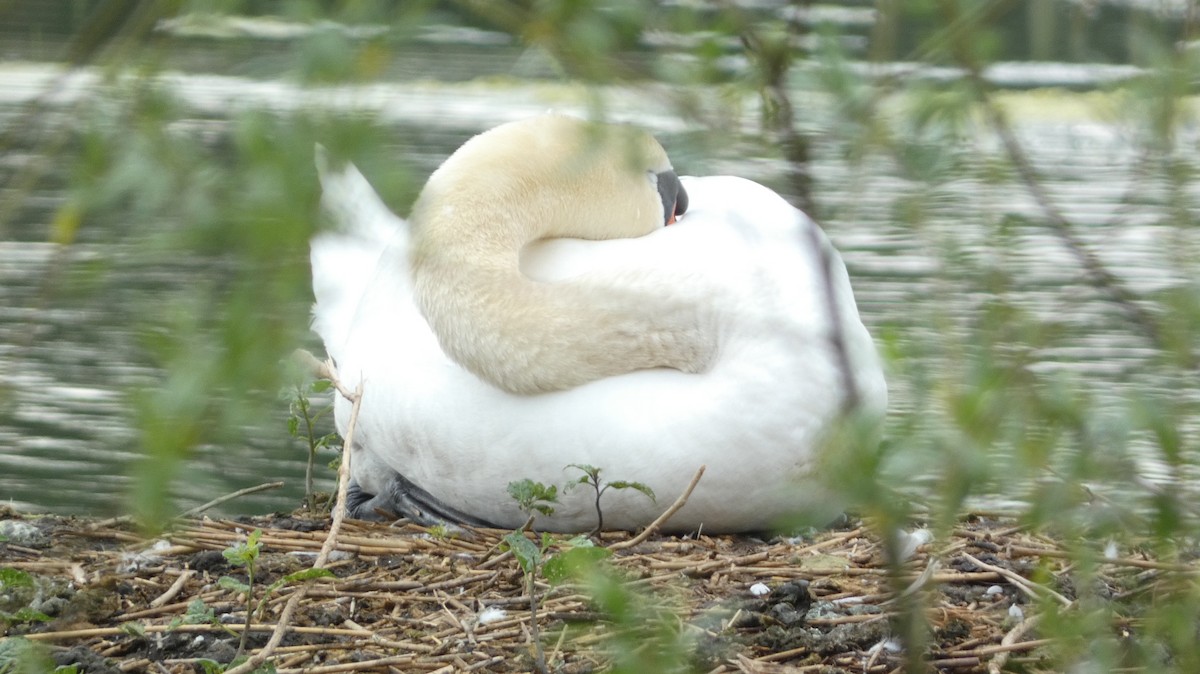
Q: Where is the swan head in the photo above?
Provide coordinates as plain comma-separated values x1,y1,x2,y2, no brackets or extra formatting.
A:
407,114,710,395
411,114,687,244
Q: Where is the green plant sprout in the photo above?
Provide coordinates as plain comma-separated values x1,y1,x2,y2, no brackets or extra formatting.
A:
0,569,52,630
166,598,227,634
287,381,339,511
501,479,560,674
565,464,656,535
501,477,625,672
217,530,332,668
219,529,264,661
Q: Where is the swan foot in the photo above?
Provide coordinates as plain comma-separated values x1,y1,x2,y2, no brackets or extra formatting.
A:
346,474,499,529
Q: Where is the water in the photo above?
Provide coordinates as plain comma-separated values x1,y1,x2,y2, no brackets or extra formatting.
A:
1,25,1198,518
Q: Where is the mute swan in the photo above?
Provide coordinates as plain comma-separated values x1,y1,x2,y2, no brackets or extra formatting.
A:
311,114,886,533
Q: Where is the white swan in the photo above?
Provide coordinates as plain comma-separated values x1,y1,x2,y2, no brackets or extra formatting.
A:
311,114,887,533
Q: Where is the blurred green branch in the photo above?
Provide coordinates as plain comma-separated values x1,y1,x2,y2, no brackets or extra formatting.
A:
937,0,1196,371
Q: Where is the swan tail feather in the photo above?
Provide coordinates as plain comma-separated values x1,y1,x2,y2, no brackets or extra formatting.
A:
311,145,406,359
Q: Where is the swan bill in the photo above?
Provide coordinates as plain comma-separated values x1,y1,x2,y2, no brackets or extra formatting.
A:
657,169,688,225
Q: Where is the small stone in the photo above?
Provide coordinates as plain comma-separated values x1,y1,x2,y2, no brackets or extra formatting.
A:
768,603,805,626
0,520,44,547
770,580,812,611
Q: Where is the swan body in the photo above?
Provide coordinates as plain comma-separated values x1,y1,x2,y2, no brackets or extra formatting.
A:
311,117,886,533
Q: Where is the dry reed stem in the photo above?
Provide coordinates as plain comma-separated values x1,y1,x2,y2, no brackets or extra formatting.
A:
147,569,193,608
10,503,1183,671
609,464,705,551
962,552,1072,607
986,614,1044,674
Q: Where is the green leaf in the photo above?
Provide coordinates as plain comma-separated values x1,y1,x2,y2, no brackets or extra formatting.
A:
567,463,600,479
261,579,288,602
183,598,216,625
217,576,251,594
0,569,35,589
310,379,332,393
222,529,263,567
120,621,146,636
287,416,299,436
0,608,52,626
543,545,612,585
506,479,559,516
0,637,51,674
607,481,656,501
502,531,542,574
196,659,227,674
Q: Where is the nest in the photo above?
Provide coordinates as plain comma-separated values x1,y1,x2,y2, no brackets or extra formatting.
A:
4,503,1183,674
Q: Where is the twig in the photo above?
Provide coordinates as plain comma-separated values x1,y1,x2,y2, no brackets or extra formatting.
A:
275,654,416,674
178,482,285,519
807,222,861,412
222,379,363,674
722,1,861,413
988,613,1042,674
1006,544,1199,573
89,481,286,529
148,570,195,609
962,552,1071,607
722,0,816,215
609,465,705,551
23,623,373,642
935,0,1192,369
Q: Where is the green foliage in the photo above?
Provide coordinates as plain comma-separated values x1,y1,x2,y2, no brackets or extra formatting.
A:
196,655,277,674
501,530,546,575
506,479,559,518
168,598,218,631
578,566,693,674
0,570,51,628
541,536,611,585
0,637,78,674
220,529,263,660
0,608,52,629
0,570,33,590
286,379,339,512
565,464,655,533
222,528,263,568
